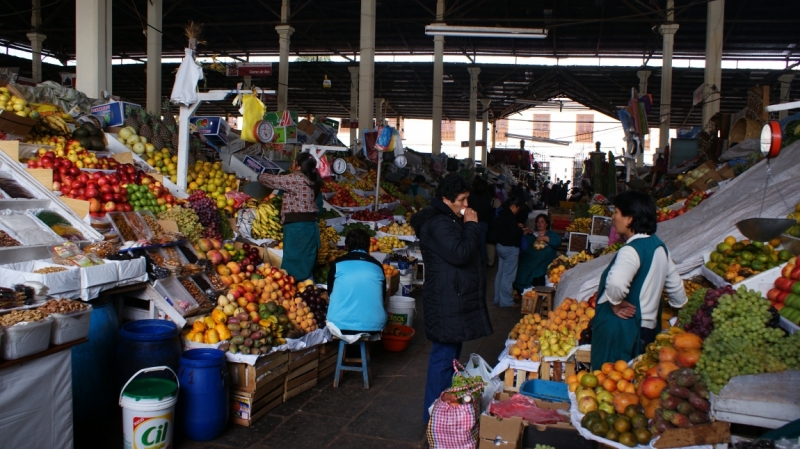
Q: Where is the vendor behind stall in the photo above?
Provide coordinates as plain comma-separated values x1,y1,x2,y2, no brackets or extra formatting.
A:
326,229,387,333
514,214,561,290
258,152,322,281
408,175,431,201
591,190,687,367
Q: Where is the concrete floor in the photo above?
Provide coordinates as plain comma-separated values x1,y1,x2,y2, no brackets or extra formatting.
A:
170,265,519,449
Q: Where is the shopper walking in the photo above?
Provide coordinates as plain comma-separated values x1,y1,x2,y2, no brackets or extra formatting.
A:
258,152,323,281
410,173,493,424
591,190,687,367
492,196,531,307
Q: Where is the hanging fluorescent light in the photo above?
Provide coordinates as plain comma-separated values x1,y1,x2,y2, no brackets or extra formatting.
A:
425,23,547,39
514,99,563,106
506,133,570,146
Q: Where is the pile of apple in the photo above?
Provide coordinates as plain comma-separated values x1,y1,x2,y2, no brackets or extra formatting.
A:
327,184,370,208
26,145,120,171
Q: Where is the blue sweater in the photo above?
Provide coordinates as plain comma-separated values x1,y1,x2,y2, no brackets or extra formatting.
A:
326,250,387,332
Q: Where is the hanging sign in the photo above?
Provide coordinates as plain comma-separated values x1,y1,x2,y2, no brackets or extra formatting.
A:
226,63,273,77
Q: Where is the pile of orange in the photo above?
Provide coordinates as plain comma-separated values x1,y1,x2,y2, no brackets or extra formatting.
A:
510,298,594,341
508,333,540,362
568,360,636,395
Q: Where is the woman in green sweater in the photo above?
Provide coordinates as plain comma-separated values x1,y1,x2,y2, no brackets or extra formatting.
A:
514,214,562,291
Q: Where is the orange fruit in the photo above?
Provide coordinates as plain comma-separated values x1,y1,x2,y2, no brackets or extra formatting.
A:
617,379,630,392
559,310,568,320
596,372,608,384
609,371,623,382
614,360,629,373
622,368,635,381
576,370,588,383
568,381,580,392
567,374,578,384
603,378,617,392
601,362,615,375
624,383,636,394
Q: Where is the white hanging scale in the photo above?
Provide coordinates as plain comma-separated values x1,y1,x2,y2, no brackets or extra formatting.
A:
255,120,275,144
394,155,408,168
332,157,348,175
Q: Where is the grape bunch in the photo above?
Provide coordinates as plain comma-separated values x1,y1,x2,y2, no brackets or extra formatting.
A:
678,287,708,327
186,191,223,240
696,286,800,394
684,285,734,339
158,206,203,243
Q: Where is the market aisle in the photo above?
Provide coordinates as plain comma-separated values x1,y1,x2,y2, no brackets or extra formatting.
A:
170,265,518,449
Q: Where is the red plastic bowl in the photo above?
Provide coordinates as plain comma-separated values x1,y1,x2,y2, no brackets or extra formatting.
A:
381,325,415,352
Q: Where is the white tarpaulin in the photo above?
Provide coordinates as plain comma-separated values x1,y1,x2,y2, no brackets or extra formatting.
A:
555,141,800,306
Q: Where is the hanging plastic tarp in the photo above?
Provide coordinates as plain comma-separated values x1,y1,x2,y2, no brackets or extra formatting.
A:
170,48,204,106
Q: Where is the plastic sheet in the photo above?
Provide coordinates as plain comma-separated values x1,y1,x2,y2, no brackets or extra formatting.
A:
555,141,800,306
489,393,567,425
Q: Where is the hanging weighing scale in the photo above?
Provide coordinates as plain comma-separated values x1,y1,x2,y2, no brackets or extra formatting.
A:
734,121,795,242
254,120,275,144
394,155,407,168
332,157,348,175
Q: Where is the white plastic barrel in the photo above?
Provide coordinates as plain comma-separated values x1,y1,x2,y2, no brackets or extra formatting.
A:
398,273,414,296
119,367,179,449
386,296,416,327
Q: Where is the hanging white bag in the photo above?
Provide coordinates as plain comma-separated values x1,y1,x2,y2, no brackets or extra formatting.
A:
462,353,503,413
170,48,204,106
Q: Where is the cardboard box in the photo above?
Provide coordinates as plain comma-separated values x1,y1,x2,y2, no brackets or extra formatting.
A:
190,116,231,146
284,359,319,402
387,274,400,295
717,163,735,180
273,126,297,144
687,161,724,192
0,81,37,136
230,375,285,427
227,350,289,393
479,415,524,449
91,101,141,127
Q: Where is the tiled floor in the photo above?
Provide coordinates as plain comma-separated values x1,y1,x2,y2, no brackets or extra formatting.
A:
89,265,520,449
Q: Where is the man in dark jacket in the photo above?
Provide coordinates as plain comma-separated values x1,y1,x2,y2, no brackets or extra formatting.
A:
411,173,493,424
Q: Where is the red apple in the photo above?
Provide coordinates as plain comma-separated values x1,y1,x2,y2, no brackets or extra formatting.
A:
99,184,113,195
113,193,124,203
92,172,103,180
44,151,55,159
115,203,125,212
109,175,120,185
78,173,89,183
88,198,101,213
68,166,80,177
123,203,132,212
97,177,109,186
85,188,98,199
102,193,114,202
61,160,72,169
111,185,122,194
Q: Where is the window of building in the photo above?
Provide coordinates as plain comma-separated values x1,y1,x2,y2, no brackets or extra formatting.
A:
442,120,455,141
532,114,550,139
576,114,594,143
644,134,651,152
495,119,508,143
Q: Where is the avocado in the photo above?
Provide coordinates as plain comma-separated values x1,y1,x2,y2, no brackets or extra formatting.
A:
77,137,92,150
72,128,89,139
88,136,106,151
82,122,100,137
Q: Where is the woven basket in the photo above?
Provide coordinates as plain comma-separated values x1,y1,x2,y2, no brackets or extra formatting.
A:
729,118,762,144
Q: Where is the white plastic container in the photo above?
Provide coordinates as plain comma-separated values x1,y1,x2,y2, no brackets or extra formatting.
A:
398,273,414,296
386,295,416,327
49,304,93,345
120,367,179,449
0,316,53,360
153,276,199,317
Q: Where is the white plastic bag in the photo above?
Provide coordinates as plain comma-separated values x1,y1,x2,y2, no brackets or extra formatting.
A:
170,48,204,106
463,353,503,413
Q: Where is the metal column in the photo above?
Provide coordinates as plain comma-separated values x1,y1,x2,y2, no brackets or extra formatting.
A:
27,0,46,84
145,0,163,114
358,0,376,136
702,0,724,125
348,66,359,150
659,21,679,151
467,66,480,161
636,69,651,166
431,0,445,155
480,99,491,165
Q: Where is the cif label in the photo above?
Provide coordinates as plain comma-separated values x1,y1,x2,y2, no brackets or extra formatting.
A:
132,414,172,449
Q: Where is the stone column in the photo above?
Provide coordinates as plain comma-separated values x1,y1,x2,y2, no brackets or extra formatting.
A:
481,99,491,164
145,0,162,114
275,25,294,111
702,0,724,125
636,69,651,166
467,66,481,160
27,0,45,83
374,98,385,126
348,66,359,149
659,23,679,151
431,0,445,155
358,0,376,135
76,0,112,98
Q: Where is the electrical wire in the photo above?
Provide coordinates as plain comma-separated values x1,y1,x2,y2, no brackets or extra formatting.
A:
0,0,64,19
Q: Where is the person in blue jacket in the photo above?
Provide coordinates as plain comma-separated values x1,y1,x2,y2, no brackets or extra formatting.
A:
326,229,387,333
514,214,562,291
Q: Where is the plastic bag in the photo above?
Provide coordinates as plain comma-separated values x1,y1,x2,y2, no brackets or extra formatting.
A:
462,353,503,413
375,126,394,152
240,94,266,142
50,241,104,267
317,156,331,178
489,393,567,425
170,48,203,106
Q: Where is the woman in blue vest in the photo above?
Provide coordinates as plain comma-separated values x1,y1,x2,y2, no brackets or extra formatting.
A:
514,214,561,291
590,190,687,368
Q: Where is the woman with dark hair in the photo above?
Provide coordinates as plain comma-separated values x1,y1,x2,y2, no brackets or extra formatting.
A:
258,152,323,281
492,196,532,307
591,190,687,367
514,214,562,291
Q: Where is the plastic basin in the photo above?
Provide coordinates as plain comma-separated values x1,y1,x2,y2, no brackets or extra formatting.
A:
381,325,415,352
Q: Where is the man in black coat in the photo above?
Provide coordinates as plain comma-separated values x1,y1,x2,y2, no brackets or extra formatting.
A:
410,174,493,424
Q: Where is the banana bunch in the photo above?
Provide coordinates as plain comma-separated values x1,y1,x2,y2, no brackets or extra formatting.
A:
243,198,259,209
251,202,283,240
39,114,71,135
566,218,591,233
588,204,610,217
317,220,340,264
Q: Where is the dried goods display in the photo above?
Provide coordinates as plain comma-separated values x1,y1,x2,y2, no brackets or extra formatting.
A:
159,206,203,243
0,286,34,310
110,213,137,242
0,175,34,199
33,267,69,274
0,229,21,247
180,277,210,306
207,273,227,290
51,241,104,267
0,213,63,245
83,241,116,259
38,298,89,315
142,213,165,237
124,212,150,239
0,309,47,326
36,210,85,241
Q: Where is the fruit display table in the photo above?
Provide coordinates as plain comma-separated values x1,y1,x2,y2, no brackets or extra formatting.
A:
711,371,800,429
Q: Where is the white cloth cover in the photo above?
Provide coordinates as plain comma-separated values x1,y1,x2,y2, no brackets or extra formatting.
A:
0,349,73,449
325,321,381,344
170,48,203,106
555,141,800,306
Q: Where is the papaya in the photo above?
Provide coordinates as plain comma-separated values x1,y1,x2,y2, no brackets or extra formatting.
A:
672,332,703,350
211,309,228,325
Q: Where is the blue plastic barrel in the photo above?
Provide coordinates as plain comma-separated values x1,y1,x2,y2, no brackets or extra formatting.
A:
117,319,182,388
177,349,229,441
72,298,119,448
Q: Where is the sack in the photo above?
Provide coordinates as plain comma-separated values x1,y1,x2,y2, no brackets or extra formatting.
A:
240,94,266,143
462,353,503,413
427,360,484,449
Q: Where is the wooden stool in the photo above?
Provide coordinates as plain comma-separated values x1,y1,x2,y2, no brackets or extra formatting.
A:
333,335,373,389
533,286,555,316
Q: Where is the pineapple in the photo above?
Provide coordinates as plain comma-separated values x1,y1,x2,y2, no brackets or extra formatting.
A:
161,99,177,130
124,107,140,130
138,111,154,142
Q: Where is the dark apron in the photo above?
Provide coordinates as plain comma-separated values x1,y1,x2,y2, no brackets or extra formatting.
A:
590,235,666,368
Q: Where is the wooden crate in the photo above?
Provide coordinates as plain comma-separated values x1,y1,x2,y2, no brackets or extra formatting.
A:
539,360,576,382
230,374,286,427
288,345,319,371
318,341,339,380
575,348,591,364
503,367,539,393
521,295,539,315
284,358,319,402
227,350,289,394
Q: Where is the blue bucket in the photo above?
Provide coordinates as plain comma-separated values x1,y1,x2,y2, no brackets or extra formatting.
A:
117,319,182,388
177,349,229,441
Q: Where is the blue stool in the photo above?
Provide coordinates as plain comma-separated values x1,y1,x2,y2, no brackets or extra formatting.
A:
333,335,373,389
